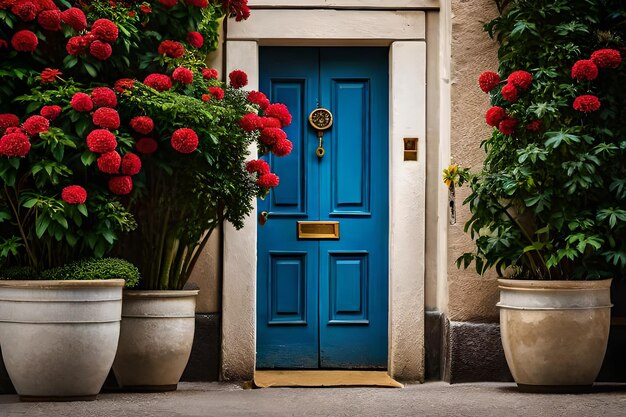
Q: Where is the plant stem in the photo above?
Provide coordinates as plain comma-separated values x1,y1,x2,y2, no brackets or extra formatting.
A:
3,186,37,270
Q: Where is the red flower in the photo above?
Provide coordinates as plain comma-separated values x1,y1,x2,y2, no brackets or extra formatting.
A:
239,113,260,132
37,9,61,31
108,176,133,195
573,95,601,113
257,173,279,188
0,114,20,134
40,105,62,121
157,40,185,58
4,127,24,135
485,106,507,127
571,59,598,81
171,128,199,154
229,69,248,89
86,129,117,153
11,0,37,22
11,30,38,52
91,87,117,108
89,40,113,60
185,0,208,7
525,120,542,133
225,0,250,21
61,185,87,205
130,116,154,135
202,68,218,80
135,137,158,154
209,87,224,100
247,91,270,109
264,103,292,127
127,10,136,17
114,78,135,93
144,73,172,91
0,132,30,157
158,0,177,7
590,49,622,69
92,108,120,130
97,150,121,174
498,117,518,136
259,127,286,145
507,70,532,90
172,67,193,84
91,19,118,43
61,8,87,32
121,152,141,175
37,0,58,10
201,94,210,102
71,92,93,112
272,137,293,156
478,71,500,93
140,4,152,13
66,36,87,56
259,117,281,129
40,68,62,84
246,159,270,175
22,115,49,136
501,83,518,102
187,31,203,48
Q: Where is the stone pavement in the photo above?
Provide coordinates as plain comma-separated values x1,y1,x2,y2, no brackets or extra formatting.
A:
1,381,625,417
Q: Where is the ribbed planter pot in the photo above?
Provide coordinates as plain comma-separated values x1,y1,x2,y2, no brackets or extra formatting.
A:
112,290,198,391
498,279,612,392
0,280,124,401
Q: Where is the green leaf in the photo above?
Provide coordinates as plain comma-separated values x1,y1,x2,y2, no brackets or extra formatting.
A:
22,198,38,209
35,216,51,239
83,62,98,78
77,204,88,217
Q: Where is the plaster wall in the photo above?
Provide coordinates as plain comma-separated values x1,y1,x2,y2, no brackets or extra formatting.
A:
446,0,500,322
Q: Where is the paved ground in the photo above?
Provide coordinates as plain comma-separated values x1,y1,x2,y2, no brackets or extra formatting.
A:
1,381,626,417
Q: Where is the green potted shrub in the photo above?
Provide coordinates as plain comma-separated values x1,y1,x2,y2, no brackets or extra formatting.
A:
450,0,625,391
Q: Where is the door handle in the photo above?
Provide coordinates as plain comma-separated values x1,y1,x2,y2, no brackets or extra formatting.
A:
259,211,269,226
309,108,333,159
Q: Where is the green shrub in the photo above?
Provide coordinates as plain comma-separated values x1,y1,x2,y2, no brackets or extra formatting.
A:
41,258,140,288
0,266,38,280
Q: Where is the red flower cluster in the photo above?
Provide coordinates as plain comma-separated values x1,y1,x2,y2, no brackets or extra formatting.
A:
87,129,117,153
11,30,38,52
136,137,158,154
11,0,37,21
259,117,281,128
507,70,533,90
272,137,293,157
108,176,133,195
590,49,622,69
92,108,121,130
501,83,518,102
144,73,172,91
114,78,135,93
140,3,152,13
71,92,94,112
201,94,210,102
478,71,500,93
158,40,185,58
573,95,601,113
89,40,113,60
229,69,248,89
172,67,194,85
208,87,224,100
0,132,31,157
239,113,260,132
121,152,142,175
248,91,270,109
38,9,61,31
223,0,250,21
485,106,507,127
61,185,87,205
257,173,279,188
60,7,87,31
22,115,49,136
130,116,154,135
246,159,270,175
91,19,118,43
186,0,208,7
91,87,118,108
187,31,204,48
264,103,292,127
571,59,598,81
97,150,122,174
0,114,20,134
498,118,518,136
259,127,285,145
171,128,198,153
525,120,542,133
202,68,218,80
40,105,62,121
40,68,61,84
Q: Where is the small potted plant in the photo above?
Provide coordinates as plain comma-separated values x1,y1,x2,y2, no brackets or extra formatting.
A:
450,1,625,391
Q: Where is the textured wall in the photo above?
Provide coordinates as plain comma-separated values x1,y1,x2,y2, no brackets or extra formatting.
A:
447,0,500,322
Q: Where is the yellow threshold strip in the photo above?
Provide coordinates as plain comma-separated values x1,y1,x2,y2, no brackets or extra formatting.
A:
254,370,404,388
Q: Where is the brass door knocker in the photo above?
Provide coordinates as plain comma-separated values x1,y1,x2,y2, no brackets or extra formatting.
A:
308,108,333,158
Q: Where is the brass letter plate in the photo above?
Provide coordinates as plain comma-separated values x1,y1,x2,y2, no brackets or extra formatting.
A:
297,221,340,239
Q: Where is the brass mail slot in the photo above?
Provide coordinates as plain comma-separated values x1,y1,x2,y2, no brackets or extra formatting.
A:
297,221,340,239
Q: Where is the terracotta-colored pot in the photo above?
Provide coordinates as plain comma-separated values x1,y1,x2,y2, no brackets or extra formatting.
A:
498,279,612,392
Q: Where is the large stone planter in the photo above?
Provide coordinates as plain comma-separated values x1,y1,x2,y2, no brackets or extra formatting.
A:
498,279,612,392
112,290,198,391
0,279,124,401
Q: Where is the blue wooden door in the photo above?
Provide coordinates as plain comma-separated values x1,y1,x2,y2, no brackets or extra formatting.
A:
257,47,389,369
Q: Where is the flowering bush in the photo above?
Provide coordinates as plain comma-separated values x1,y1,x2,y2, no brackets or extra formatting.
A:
0,0,292,290
453,0,625,280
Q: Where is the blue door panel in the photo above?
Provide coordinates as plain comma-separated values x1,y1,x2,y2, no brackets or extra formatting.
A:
258,47,389,369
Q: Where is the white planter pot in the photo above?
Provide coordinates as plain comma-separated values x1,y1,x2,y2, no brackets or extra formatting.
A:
0,280,124,401
112,290,198,391
498,279,612,392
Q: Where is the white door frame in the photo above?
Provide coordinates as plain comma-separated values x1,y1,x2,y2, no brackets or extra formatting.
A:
222,9,427,381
